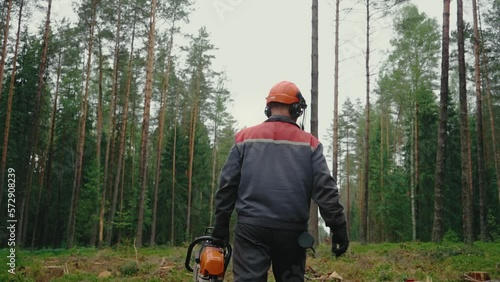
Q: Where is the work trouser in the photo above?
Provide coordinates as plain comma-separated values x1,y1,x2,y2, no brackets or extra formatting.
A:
232,222,306,282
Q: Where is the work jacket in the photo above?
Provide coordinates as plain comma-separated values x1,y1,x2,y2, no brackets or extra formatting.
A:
214,115,346,232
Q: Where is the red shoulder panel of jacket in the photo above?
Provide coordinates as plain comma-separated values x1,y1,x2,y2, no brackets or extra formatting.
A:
235,121,320,149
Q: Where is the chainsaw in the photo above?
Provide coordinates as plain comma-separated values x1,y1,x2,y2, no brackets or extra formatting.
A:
185,228,232,282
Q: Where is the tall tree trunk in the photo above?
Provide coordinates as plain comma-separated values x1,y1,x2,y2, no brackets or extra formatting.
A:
136,0,157,247
186,63,201,238
1,0,23,245
171,86,180,244
53,168,63,247
94,25,105,248
412,102,419,241
332,0,340,180
0,0,12,101
209,122,218,227
31,11,57,246
41,52,61,247
308,0,319,247
432,0,451,243
380,110,384,201
102,0,124,247
31,152,46,248
457,0,473,245
151,17,177,246
103,11,121,246
129,90,138,240
117,151,126,243
24,0,52,246
361,0,371,245
479,24,500,205
472,0,487,242
67,0,98,249
171,121,178,243
0,0,12,211
346,132,351,234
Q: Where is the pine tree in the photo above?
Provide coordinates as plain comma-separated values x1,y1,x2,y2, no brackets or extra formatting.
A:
361,0,371,244
1,0,24,246
457,0,474,245
67,0,98,249
27,0,53,248
309,0,320,247
472,0,487,242
432,0,451,243
136,0,157,247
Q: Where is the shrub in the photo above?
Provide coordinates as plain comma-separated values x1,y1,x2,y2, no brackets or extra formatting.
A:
120,261,139,277
443,229,460,243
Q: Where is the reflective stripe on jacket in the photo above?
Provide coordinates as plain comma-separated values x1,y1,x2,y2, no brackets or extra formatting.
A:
214,115,346,231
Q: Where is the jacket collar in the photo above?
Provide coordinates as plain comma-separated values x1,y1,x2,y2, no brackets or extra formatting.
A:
264,115,300,129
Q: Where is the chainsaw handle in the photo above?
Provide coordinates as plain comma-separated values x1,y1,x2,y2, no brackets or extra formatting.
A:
224,241,232,270
185,236,212,272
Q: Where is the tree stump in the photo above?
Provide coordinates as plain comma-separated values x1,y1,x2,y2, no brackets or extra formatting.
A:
464,272,491,281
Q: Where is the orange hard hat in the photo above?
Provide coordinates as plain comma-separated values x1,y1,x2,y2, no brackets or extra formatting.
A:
266,81,301,105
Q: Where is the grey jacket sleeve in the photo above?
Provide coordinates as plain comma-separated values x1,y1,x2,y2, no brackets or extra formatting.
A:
213,143,242,228
311,143,346,228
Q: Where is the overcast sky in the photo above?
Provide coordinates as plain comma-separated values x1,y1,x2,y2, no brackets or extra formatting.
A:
47,0,473,146
177,0,465,145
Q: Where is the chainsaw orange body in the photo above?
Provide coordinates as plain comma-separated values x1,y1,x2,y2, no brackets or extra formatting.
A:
199,246,225,278
185,229,232,282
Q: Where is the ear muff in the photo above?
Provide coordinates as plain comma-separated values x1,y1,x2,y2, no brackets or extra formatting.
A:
289,93,307,119
264,106,271,118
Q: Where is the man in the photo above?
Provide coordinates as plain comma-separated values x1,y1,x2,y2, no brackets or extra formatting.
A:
212,81,349,282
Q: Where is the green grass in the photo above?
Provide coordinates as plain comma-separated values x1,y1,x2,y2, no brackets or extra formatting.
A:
1,242,499,281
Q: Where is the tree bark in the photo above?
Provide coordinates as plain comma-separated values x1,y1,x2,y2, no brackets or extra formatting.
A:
171,90,179,244
151,15,177,246
103,0,122,246
102,0,123,247
67,0,98,249
332,0,340,181
0,0,12,211
346,130,351,234
186,62,202,238
308,0,319,247
361,0,371,245
1,0,23,246
31,153,46,248
209,122,218,227
23,0,53,246
136,0,157,247
457,0,473,245
479,27,500,205
472,0,487,242
95,24,105,248
30,0,55,247
0,0,12,101
432,0,451,243
41,52,61,247
412,101,419,241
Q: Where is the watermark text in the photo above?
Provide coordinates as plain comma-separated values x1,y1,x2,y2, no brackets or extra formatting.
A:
6,168,16,275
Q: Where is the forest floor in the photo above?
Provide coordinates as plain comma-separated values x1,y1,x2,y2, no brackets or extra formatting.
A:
1,241,499,281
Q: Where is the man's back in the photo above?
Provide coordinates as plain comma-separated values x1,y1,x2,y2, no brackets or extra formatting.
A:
233,116,320,230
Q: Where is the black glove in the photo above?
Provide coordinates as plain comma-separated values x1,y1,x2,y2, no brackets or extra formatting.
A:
211,225,229,245
331,224,349,257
